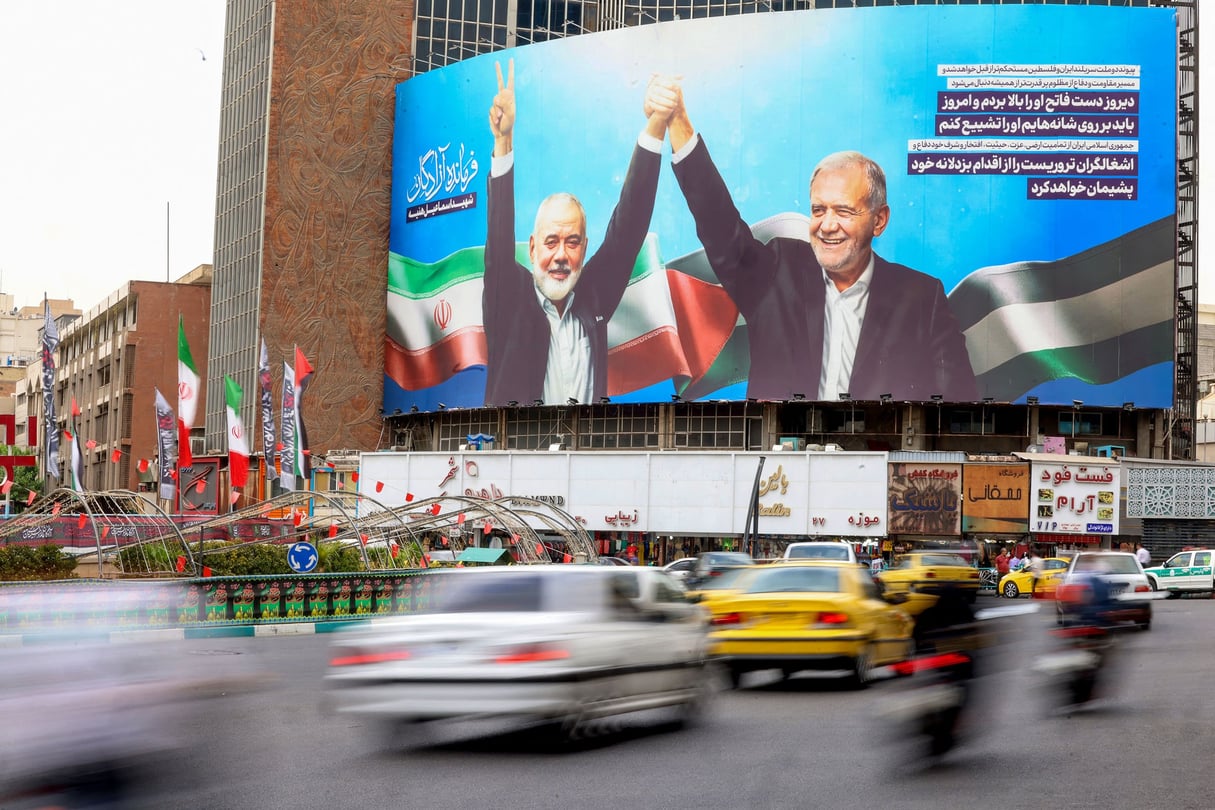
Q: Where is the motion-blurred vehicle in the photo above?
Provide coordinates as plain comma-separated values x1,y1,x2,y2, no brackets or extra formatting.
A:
1055,552,1152,630
702,561,914,688
323,566,715,747
597,556,633,566
686,551,755,589
997,557,1069,599
685,566,753,607
663,557,698,581
0,582,242,807
874,552,981,616
781,541,858,563
1143,549,1215,596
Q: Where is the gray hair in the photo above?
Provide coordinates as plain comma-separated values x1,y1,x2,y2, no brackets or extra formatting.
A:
810,151,887,211
533,192,586,237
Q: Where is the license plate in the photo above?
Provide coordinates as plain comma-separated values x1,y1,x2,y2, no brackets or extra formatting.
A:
1108,584,1126,596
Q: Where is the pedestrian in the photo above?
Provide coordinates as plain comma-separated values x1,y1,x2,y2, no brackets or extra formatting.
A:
995,547,1010,577
1135,542,1151,567
1009,551,1024,573
1026,545,1045,595
870,553,886,575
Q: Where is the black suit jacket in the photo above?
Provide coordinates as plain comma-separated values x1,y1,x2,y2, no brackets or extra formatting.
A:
482,144,660,406
672,137,978,402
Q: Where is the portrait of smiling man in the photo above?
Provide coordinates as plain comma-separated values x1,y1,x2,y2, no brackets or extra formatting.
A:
666,84,979,403
482,60,678,406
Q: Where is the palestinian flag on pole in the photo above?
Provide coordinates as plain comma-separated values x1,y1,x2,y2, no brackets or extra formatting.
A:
177,316,200,467
224,376,250,491
949,216,1175,402
385,233,738,398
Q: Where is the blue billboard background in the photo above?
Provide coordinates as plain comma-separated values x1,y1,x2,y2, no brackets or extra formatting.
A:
385,5,1177,413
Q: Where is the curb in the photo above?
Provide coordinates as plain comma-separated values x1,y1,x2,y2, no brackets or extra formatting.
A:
0,619,372,646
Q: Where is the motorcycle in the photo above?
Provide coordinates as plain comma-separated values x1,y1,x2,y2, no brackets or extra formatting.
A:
873,601,1036,765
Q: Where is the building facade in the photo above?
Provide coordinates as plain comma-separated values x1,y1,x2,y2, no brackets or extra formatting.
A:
31,271,212,492
207,0,1197,470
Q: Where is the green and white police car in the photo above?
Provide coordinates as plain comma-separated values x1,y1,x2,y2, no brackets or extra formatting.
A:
1144,549,1214,596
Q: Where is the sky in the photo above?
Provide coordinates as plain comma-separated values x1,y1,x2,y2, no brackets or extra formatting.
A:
0,3,1209,314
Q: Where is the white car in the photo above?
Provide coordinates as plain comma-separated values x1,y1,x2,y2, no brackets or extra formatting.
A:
782,541,858,564
1055,551,1153,630
1144,549,1215,596
324,566,714,746
663,557,698,581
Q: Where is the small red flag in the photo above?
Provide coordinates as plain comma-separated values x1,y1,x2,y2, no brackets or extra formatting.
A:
77,513,87,528
175,555,186,573
63,430,72,441
535,542,545,557
336,479,344,489
0,481,11,495
351,472,360,483
169,469,178,481
51,502,61,516
110,449,122,463
102,525,110,539
328,524,338,538
85,439,97,450
510,534,519,545
375,481,384,493
422,554,431,567
137,458,149,473
292,511,303,527
563,553,572,564
405,492,414,502
457,513,466,525
390,543,399,558
483,520,493,533
430,503,441,516
202,566,213,578
440,535,449,546
26,490,36,506
360,534,368,545
71,397,80,417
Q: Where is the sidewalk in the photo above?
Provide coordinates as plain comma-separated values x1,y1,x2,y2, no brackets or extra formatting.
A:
0,618,372,646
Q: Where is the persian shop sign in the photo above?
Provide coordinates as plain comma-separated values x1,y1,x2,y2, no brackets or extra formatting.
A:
385,5,1176,414
888,464,962,536
962,463,1030,535
1030,462,1120,535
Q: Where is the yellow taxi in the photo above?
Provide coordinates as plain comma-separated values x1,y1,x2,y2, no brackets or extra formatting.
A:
685,565,755,608
703,561,914,688
997,557,1070,599
873,551,981,617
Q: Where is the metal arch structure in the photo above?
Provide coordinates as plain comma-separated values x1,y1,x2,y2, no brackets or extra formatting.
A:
169,490,421,574
0,488,193,579
494,496,598,563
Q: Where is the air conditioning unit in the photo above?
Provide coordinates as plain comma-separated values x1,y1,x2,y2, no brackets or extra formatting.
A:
190,437,206,457
778,437,804,451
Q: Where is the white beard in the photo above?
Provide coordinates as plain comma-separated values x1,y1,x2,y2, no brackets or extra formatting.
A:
535,266,581,303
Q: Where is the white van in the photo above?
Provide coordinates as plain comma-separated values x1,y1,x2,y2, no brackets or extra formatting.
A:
781,541,858,563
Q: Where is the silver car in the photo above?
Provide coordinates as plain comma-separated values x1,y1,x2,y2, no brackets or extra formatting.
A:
323,566,715,746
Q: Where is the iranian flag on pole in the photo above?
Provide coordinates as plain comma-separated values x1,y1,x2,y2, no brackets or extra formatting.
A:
177,316,200,467
224,375,250,490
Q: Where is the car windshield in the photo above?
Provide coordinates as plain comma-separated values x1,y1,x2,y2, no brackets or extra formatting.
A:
740,566,842,594
1073,555,1141,575
426,571,607,613
703,553,754,566
918,554,970,567
786,545,851,560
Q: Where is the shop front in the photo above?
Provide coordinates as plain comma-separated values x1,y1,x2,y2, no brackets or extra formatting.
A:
1024,453,1120,555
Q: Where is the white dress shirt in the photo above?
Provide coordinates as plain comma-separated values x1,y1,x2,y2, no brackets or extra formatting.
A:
538,286,593,404
818,256,875,401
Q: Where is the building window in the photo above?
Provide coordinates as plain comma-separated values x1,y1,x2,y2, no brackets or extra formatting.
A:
437,409,500,451
674,402,750,449
578,404,658,449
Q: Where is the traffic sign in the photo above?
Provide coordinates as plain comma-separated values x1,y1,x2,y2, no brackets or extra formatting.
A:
288,542,318,574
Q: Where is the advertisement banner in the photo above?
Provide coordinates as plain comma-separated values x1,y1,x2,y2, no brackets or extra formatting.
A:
888,463,963,536
1030,460,1120,535
385,5,1176,413
961,463,1030,535
154,389,178,502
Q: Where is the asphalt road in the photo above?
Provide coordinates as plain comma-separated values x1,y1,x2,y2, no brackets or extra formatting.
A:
91,597,1215,809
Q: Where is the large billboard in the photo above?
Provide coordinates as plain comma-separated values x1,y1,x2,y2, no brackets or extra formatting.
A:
385,5,1177,414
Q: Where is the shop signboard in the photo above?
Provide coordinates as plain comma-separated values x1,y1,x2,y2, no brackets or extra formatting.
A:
1030,459,1120,535
888,463,963,536
962,463,1030,534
